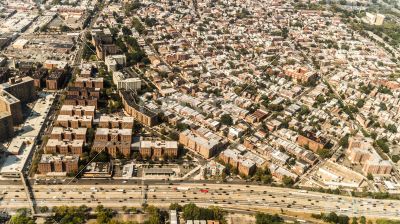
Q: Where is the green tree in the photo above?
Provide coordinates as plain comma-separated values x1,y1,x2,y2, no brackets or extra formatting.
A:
386,124,397,133
282,176,294,187
95,205,115,224
10,209,35,224
52,205,90,224
220,114,233,125
367,173,374,180
339,134,349,148
338,215,350,224
169,203,182,212
317,148,331,159
255,212,284,224
360,216,366,224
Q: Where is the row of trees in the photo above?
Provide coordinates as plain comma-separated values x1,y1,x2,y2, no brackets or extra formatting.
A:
169,203,226,223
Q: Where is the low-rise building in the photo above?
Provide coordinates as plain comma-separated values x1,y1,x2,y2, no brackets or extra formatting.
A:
83,162,112,178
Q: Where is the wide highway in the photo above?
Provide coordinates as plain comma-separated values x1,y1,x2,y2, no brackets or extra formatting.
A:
0,182,399,220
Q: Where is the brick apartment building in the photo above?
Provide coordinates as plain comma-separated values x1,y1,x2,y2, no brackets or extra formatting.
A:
67,87,100,98
99,115,134,129
50,127,87,142
64,87,99,109
0,76,35,125
37,154,79,175
64,95,98,109
92,128,132,158
179,129,221,159
139,139,178,159
347,136,392,175
74,77,104,89
0,112,13,141
92,141,131,158
219,149,256,176
283,66,317,83
31,68,48,89
94,128,132,142
55,115,93,128
92,29,119,60
59,105,96,117
44,139,84,155
297,131,329,152
46,69,67,90
119,90,158,127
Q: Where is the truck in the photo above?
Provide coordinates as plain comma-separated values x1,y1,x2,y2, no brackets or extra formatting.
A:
175,187,190,191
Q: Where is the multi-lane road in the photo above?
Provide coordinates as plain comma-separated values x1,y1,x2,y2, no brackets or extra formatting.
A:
1,182,400,220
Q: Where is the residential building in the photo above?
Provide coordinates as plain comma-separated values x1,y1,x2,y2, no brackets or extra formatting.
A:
98,115,134,129
44,139,84,155
179,129,221,159
139,139,178,159
37,154,79,174
55,115,93,128
119,90,158,126
50,127,87,142
59,105,96,117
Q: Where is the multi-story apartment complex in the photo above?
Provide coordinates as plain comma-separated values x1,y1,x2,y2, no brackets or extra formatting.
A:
0,90,23,125
46,69,67,90
0,112,13,141
94,128,132,142
59,105,96,117
64,95,98,109
92,29,119,60
31,68,48,89
347,136,392,175
283,67,317,84
179,129,221,159
44,139,84,155
112,71,141,90
0,76,35,103
219,149,256,176
50,127,87,142
74,77,104,89
119,90,158,126
92,128,132,158
64,87,99,109
297,131,329,152
98,115,134,129
55,115,93,128
37,154,79,175
139,139,178,159
67,87,100,98
0,76,36,127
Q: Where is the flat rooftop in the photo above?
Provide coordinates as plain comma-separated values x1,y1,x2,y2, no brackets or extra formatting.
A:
0,93,55,177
